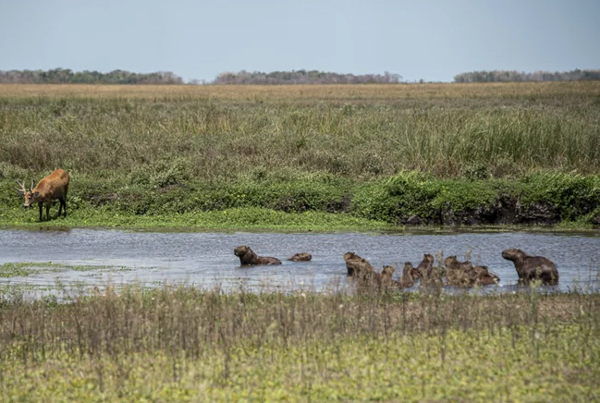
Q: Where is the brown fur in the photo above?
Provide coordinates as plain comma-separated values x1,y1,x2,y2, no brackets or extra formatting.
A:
377,265,400,290
16,169,70,221
502,248,559,285
234,245,282,266
288,253,312,262
472,265,501,286
419,254,443,287
415,254,433,279
399,262,420,288
444,256,475,287
343,252,375,278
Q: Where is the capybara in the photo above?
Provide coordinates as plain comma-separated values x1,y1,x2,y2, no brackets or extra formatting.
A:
419,254,443,287
472,265,501,286
399,262,419,288
234,245,282,266
502,248,559,285
288,253,312,262
379,265,400,290
444,255,475,287
416,254,433,279
343,252,375,278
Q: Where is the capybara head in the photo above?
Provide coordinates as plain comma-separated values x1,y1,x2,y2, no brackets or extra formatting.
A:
444,255,459,268
381,265,395,281
403,262,419,279
343,252,357,262
234,245,251,257
502,248,526,261
422,254,434,264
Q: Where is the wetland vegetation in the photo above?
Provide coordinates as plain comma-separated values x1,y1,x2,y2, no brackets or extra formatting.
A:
1,82,600,230
0,284,598,401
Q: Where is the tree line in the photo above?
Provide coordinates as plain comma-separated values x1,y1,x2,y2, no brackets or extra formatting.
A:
454,69,600,83
212,70,402,84
0,68,184,84
2,68,598,85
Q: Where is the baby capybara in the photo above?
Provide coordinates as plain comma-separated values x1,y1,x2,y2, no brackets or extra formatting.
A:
234,245,282,266
419,254,443,287
399,262,419,288
502,248,559,285
444,255,475,287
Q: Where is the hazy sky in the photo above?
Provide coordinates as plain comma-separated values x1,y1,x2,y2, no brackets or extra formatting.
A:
1,0,598,82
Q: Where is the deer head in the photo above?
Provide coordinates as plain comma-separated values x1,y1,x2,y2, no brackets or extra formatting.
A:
16,179,37,207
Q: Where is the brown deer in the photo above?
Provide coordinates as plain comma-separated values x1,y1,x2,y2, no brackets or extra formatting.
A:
16,169,70,221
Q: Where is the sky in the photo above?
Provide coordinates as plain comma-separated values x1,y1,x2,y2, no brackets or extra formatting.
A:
0,0,599,82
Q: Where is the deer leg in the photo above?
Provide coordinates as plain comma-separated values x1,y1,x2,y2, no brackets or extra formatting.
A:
63,198,67,218
57,199,63,217
38,203,43,221
46,202,51,221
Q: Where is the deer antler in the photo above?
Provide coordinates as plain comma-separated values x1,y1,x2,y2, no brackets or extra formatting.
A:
30,179,35,192
16,180,27,195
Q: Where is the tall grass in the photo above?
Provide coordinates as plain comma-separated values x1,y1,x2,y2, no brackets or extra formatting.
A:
1,82,600,228
0,285,598,401
1,82,599,179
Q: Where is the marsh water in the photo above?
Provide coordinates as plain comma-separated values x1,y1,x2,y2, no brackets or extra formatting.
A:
1,228,599,296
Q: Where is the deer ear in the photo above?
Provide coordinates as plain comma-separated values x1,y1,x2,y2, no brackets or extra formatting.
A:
33,191,40,197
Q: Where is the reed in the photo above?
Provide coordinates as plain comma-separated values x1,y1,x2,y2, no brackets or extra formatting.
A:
0,284,598,401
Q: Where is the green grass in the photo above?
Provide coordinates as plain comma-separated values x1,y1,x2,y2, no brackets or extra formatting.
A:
1,82,600,230
0,285,598,401
0,262,128,277
2,170,600,230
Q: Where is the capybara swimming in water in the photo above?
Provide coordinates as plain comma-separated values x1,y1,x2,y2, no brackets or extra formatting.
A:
343,252,375,278
444,256,475,287
471,265,500,286
419,254,443,287
288,253,312,262
416,254,433,279
234,245,282,266
399,262,420,288
378,265,401,290
502,248,559,285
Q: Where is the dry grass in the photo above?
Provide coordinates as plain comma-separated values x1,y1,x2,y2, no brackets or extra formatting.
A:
0,285,598,401
1,81,599,101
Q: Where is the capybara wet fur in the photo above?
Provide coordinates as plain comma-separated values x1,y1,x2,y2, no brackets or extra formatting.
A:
502,248,559,285
399,262,419,288
444,255,475,287
234,245,282,266
343,252,375,277
288,253,312,262
418,254,443,287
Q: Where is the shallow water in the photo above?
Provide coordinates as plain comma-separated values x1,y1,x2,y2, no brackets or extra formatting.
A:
0,228,599,294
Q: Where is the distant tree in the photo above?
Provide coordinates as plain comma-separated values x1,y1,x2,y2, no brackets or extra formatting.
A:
211,70,403,85
454,69,600,83
0,69,185,84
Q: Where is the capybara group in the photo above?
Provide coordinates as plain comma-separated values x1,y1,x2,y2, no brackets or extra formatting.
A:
502,248,559,285
234,246,282,266
444,256,500,287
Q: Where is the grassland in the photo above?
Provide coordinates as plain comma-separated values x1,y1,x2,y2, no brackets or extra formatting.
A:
0,285,598,401
1,82,600,230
